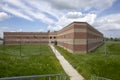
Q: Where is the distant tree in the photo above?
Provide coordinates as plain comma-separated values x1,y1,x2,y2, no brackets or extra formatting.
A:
54,31,58,32
0,37,3,40
47,30,50,33
114,38,120,41
104,37,109,41
110,37,113,41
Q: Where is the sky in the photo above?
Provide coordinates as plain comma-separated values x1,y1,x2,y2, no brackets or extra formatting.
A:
0,0,120,38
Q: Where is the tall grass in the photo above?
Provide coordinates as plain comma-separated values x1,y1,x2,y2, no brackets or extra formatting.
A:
55,43,120,80
107,43,120,54
0,45,68,79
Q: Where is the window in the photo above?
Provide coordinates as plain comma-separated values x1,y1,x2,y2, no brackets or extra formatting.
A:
50,36,52,39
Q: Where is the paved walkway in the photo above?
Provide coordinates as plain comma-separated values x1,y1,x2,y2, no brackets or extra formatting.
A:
50,45,84,80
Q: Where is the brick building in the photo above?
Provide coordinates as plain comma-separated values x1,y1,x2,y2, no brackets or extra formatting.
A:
56,22,103,53
4,32,49,45
4,22,103,53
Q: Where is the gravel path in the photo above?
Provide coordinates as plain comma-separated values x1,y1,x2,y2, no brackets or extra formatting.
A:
50,45,84,80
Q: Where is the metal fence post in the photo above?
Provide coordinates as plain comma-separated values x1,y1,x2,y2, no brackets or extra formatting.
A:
20,37,22,57
104,38,107,55
49,76,51,80
0,74,66,80
56,75,58,80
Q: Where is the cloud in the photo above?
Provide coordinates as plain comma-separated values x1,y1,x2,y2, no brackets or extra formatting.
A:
66,12,83,19
47,10,120,38
18,28,23,32
0,26,9,38
0,0,55,24
45,0,116,11
0,26,24,38
97,23,120,31
1,4,33,21
47,25,63,31
24,0,60,20
37,28,45,32
45,0,80,10
0,26,9,31
94,13,120,31
48,12,97,31
91,13,120,38
0,0,116,23
0,12,10,21
0,0,119,38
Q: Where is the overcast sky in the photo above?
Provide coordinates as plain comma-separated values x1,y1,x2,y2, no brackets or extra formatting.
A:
0,0,120,38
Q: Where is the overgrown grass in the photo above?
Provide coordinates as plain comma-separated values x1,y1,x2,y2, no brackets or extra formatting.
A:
0,45,68,79
55,43,120,80
107,43,120,54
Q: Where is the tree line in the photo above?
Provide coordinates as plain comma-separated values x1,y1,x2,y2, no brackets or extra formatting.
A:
0,37,3,40
105,37,120,41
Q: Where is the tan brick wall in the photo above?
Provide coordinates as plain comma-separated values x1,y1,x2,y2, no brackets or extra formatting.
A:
57,23,74,52
58,42,74,53
87,23,104,52
4,22,104,53
57,22,89,53
4,32,49,45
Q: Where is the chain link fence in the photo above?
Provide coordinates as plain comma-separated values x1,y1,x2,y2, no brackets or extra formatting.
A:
104,40,120,55
0,43,55,57
0,74,66,80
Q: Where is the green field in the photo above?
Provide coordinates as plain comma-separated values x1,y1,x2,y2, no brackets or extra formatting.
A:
0,45,68,79
55,43,120,80
107,42,120,54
